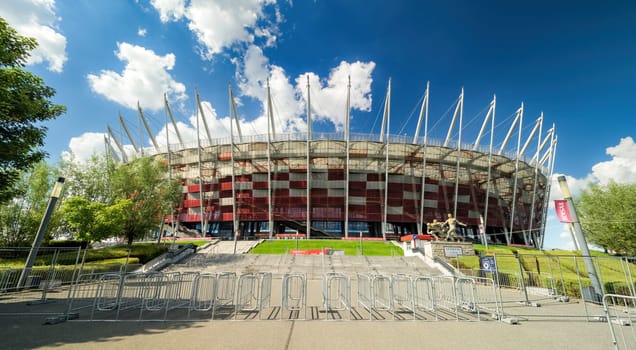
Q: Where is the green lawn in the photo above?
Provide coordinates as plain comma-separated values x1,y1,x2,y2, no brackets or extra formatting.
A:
250,239,403,256
454,244,636,297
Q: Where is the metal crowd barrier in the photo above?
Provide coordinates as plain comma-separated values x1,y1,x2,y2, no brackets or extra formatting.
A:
281,272,306,320
356,273,392,320
235,272,272,320
322,272,350,320
391,274,415,320
603,294,636,350
212,272,237,319
433,276,459,319
64,271,502,323
469,276,503,320
455,277,480,319
413,276,437,320
189,273,217,315
372,274,392,316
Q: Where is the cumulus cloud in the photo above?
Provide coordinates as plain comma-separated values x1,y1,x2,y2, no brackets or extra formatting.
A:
591,136,636,184
150,0,186,22
61,132,109,162
0,0,67,72
296,61,376,129
237,45,375,133
86,42,187,111
137,27,147,37
150,0,280,60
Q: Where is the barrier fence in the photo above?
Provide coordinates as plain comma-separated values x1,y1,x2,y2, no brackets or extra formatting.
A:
281,272,307,320
603,294,636,350
456,253,636,320
235,272,272,320
322,272,350,320
62,271,503,322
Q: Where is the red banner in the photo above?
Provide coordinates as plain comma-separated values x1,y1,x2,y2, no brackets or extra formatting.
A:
554,199,573,223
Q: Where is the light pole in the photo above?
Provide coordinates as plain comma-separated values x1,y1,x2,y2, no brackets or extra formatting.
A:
557,175,603,300
17,177,65,289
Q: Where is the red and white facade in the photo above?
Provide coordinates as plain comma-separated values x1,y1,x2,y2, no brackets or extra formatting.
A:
111,82,557,247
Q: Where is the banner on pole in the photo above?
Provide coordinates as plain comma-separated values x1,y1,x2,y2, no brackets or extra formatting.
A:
554,199,573,223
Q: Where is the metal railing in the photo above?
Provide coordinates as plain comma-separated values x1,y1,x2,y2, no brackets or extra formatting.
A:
603,294,636,350
322,272,351,320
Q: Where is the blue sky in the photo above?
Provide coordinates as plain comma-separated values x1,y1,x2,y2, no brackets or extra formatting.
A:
2,0,635,249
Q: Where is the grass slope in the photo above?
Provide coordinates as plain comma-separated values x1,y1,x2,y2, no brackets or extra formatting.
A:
250,239,403,256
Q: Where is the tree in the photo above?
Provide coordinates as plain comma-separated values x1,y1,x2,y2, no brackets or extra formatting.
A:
0,161,62,246
60,154,114,202
577,182,636,255
109,157,181,245
61,196,131,242
0,17,66,204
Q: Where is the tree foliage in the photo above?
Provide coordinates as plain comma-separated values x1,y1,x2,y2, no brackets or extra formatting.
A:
61,196,131,242
109,157,181,245
0,17,66,204
0,162,62,246
577,182,636,255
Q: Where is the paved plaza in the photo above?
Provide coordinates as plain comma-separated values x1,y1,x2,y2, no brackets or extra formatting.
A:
0,242,629,349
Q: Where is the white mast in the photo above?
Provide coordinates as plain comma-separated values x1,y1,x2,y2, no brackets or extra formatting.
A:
266,79,274,238
164,94,184,146
452,88,464,219
195,89,213,144
229,83,238,251
508,103,524,244
229,85,243,141
344,76,351,238
413,82,429,144
306,75,312,239
443,91,463,148
107,124,127,162
482,95,496,249
382,79,391,240
195,90,204,237
527,113,544,245
418,82,430,235
137,101,159,152
118,112,138,153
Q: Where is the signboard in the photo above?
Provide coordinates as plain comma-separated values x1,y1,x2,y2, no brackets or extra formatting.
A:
554,199,573,223
480,256,497,272
444,246,463,258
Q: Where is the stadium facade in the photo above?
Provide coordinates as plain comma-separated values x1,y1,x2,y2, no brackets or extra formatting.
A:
107,81,557,248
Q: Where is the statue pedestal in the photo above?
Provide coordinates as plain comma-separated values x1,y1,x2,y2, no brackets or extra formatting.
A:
422,240,475,259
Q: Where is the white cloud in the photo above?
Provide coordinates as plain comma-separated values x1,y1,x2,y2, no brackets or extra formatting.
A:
0,0,67,72
296,61,376,130
86,42,187,111
138,27,147,37
62,132,108,162
237,45,375,133
150,0,186,22
548,173,595,202
591,136,636,185
150,0,280,60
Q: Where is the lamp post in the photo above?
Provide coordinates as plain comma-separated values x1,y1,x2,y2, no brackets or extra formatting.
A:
17,177,65,289
557,175,603,300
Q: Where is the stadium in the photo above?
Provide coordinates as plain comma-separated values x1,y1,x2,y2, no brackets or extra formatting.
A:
106,81,557,248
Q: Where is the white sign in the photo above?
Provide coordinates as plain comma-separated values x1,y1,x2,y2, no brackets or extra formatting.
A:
444,246,464,258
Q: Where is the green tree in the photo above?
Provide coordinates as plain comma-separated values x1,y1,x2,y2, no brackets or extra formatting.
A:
577,182,636,255
0,17,66,204
61,196,131,242
0,162,62,246
60,154,114,202
110,157,181,245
